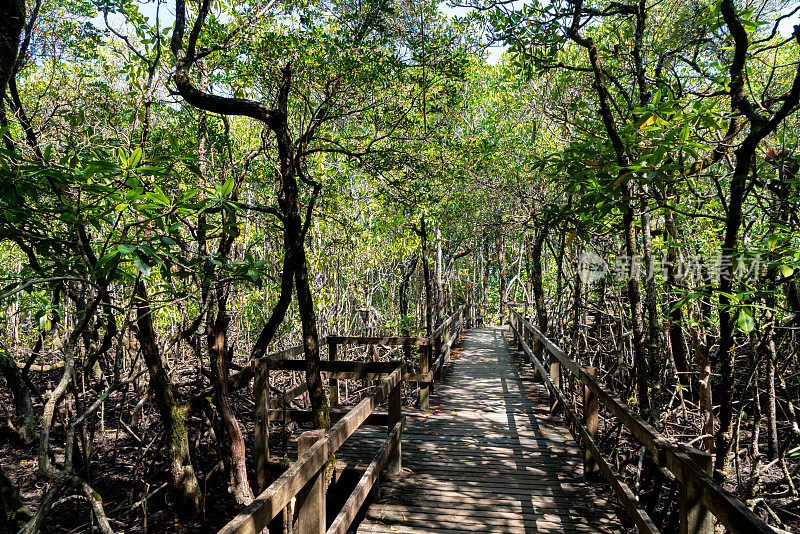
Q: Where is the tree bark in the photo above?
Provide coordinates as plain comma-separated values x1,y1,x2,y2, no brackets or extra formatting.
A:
399,256,417,360
0,352,35,444
664,206,690,389
133,280,201,515
0,0,24,150
209,296,254,504
641,188,661,416
419,216,433,335
530,226,549,357
434,227,444,326
496,227,507,318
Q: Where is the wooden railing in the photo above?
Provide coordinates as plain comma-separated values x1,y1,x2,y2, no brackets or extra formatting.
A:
221,360,405,534
509,308,776,534
221,306,465,534
327,305,464,410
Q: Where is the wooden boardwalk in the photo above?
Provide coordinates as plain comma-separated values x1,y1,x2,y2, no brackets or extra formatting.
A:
352,327,619,533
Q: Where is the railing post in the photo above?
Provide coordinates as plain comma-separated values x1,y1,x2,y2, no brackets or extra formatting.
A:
434,328,443,379
254,359,270,492
388,379,402,474
510,311,517,346
420,344,430,410
582,366,599,480
679,446,714,534
549,356,561,414
328,340,338,407
444,317,453,366
296,430,327,534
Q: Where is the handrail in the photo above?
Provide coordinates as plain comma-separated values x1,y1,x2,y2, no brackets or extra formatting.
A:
327,306,464,410
509,307,775,534
325,335,428,346
509,317,659,534
220,363,404,534
326,418,405,534
223,307,462,533
430,305,464,342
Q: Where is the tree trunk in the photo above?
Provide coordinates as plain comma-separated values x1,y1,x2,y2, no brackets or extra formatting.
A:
571,254,583,360
420,216,433,335
641,189,661,417
0,0,24,150
434,227,444,326
481,234,490,325
622,185,649,416
664,207,690,390
292,233,330,430
496,228,507,318
209,296,254,504
765,333,779,459
691,325,714,454
133,280,201,515
530,227,548,357
399,256,417,360
0,353,35,444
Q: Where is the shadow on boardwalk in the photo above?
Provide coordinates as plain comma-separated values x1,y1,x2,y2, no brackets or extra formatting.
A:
347,326,620,533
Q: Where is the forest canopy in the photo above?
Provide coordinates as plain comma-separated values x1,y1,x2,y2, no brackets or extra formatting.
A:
1,0,799,531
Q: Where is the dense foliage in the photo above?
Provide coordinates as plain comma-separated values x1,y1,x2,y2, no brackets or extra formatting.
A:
0,0,799,531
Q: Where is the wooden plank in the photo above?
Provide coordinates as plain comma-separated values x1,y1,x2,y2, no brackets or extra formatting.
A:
358,523,599,534
355,326,619,534
262,344,304,362
511,309,775,534
218,365,403,534
363,510,604,533
269,408,389,427
513,312,667,463
269,381,307,410
254,360,270,492
431,322,460,375
419,345,431,410
429,306,463,342
329,341,339,406
511,319,660,534
326,335,429,346
664,445,771,534
267,361,431,383
402,373,432,383
373,490,611,510
327,419,403,534
366,506,613,527
269,360,399,374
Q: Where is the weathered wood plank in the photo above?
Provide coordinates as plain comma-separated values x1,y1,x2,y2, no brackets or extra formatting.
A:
326,335,429,346
326,419,403,534
511,319,660,534
511,309,776,534
218,365,403,534
268,408,389,427
268,381,307,410
355,327,619,534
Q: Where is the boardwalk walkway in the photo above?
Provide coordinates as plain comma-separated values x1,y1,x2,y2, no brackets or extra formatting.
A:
354,327,619,533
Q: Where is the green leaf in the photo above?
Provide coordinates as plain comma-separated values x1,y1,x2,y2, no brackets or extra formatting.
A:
117,244,136,254
218,178,235,198
96,250,120,268
737,308,754,333
132,251,152,277
128,147,142,167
